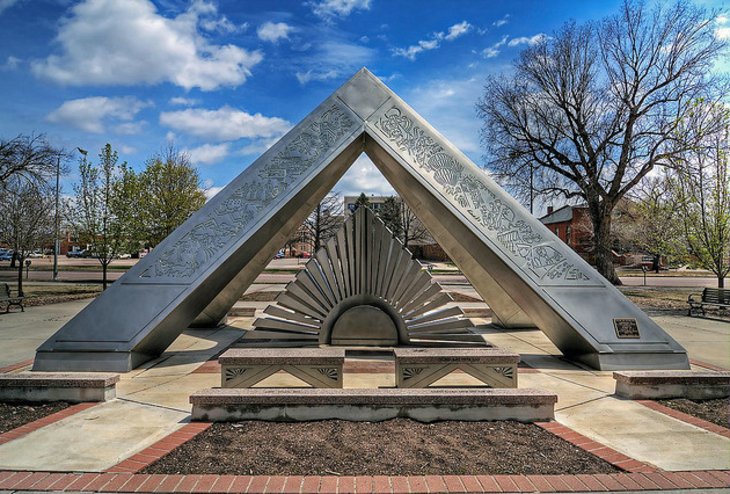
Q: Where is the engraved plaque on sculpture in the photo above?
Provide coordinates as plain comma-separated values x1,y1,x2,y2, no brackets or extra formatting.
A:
613,318,640,339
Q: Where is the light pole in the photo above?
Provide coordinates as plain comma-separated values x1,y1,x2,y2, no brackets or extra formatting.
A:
52,154,61,281
53,147,87,281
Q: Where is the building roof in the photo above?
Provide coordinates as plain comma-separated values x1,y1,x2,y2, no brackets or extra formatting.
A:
539,204,586,225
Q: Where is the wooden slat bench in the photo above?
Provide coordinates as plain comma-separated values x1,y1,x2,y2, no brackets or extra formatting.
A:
393,348,519,388
613,370,730,400
0,372,119,402
688,288,730,317
0,283,24,313
190,387,557,422
219,348,345,388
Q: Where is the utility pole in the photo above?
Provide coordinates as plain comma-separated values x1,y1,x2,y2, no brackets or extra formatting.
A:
52,154,61,281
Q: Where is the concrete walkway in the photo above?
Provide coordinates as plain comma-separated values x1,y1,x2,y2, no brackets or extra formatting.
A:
0,300,728,474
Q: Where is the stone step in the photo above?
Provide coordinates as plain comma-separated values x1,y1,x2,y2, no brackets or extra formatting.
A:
190,387,556,422
613,370,730,399
0,372,119,402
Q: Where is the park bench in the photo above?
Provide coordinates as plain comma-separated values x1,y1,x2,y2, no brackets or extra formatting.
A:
393,348,519,388
687,288,730,317
218,348,345,388
0,372,119,402
613,370,730,400
190,387,557,422
0,283,24,313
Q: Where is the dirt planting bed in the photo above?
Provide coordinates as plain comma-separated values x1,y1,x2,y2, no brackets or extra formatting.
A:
142,419,619,476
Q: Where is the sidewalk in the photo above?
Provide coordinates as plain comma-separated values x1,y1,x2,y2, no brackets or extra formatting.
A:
0,300,728,478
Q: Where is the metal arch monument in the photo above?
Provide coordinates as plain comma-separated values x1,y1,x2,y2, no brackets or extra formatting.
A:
34,68,689,372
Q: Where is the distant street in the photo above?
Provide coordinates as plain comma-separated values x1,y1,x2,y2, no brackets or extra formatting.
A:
0,256,724,288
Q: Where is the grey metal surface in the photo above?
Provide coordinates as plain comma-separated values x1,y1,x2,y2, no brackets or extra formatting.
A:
34,68,689,371
252,206,482,346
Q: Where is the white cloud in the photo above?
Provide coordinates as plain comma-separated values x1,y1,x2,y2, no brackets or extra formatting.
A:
165,131,176,143
46,96,150,133
32,0,263,91
393,21,473,61
114,121,146,135
310,0,371,19
119,145,137,154
295,41,374,84
405,77,484,155
160,106,291,141
1,55,20,70
493,14,510,27
169,96,200,106
717,13,730,40
0,0,19,15
482,36,508,58
239,137,280,156
257,21,293,43
334,154,394,197
508,33,547,47
186,143,230,165
204,185,224,200
445,21,472,41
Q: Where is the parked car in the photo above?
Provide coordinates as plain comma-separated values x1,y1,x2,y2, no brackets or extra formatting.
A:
66,249,88,258
27,250,43,258
117,253,132,259
0,251,13,261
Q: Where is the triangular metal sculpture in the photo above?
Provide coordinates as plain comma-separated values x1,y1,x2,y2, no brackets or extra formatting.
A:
34,68,689,372
251,206,484,347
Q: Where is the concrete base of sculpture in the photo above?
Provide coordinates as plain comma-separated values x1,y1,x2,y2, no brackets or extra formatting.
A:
190,388,556,422
32,351,153,373
613,371,730,399
0,372,119,402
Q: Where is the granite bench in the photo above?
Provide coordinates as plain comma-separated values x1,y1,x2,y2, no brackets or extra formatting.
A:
613,370,730,400
190,387,557,422
393,348,519,388
219,348,345,388
0,372,119,402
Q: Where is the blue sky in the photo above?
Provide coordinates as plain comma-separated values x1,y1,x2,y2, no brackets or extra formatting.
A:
0,0,727,200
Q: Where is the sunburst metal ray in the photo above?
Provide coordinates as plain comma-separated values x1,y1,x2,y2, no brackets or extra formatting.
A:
252,207,484,346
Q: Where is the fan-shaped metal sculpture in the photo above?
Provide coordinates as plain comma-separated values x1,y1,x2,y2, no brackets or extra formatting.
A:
252,207,484,347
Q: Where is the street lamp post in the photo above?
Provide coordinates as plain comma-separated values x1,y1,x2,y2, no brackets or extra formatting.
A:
52,154,61,281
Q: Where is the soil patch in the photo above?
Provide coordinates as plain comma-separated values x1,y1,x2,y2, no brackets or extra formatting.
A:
0,401,70,434
657,398,730,429
142,420,619,476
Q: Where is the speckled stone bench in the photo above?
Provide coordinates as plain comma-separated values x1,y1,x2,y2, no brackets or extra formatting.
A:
393,348,519,388
219,348,345,388
613,370,730,400
190,387,557,422
0,372,119,402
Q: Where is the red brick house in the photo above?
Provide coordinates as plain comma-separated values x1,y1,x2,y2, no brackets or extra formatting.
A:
539,204,594,259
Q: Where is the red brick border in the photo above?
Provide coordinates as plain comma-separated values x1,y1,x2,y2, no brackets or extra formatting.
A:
535,421,659,473
0,402,96,446
106,422,213,473
0,470,728,492
637,400,730,439
0,358,34,374
689,359,728,371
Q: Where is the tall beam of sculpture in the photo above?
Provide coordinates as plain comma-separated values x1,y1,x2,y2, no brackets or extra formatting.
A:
34,69,689,372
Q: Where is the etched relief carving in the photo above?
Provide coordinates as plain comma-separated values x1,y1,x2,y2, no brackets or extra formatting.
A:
141,105,356,279
402,367,425,380
224,367,248,382
316,367,339,380
374,107,590,283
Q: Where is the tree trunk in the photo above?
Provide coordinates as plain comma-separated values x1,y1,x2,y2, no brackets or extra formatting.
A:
588,201,621,285
16,258,23,297
102,262,108,290
719,275,725,289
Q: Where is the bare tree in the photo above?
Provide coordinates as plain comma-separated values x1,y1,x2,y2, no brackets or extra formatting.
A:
670,102,730,287
0,134,62,190
0,178,54,296
303,192,343,251
478,0,727,284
